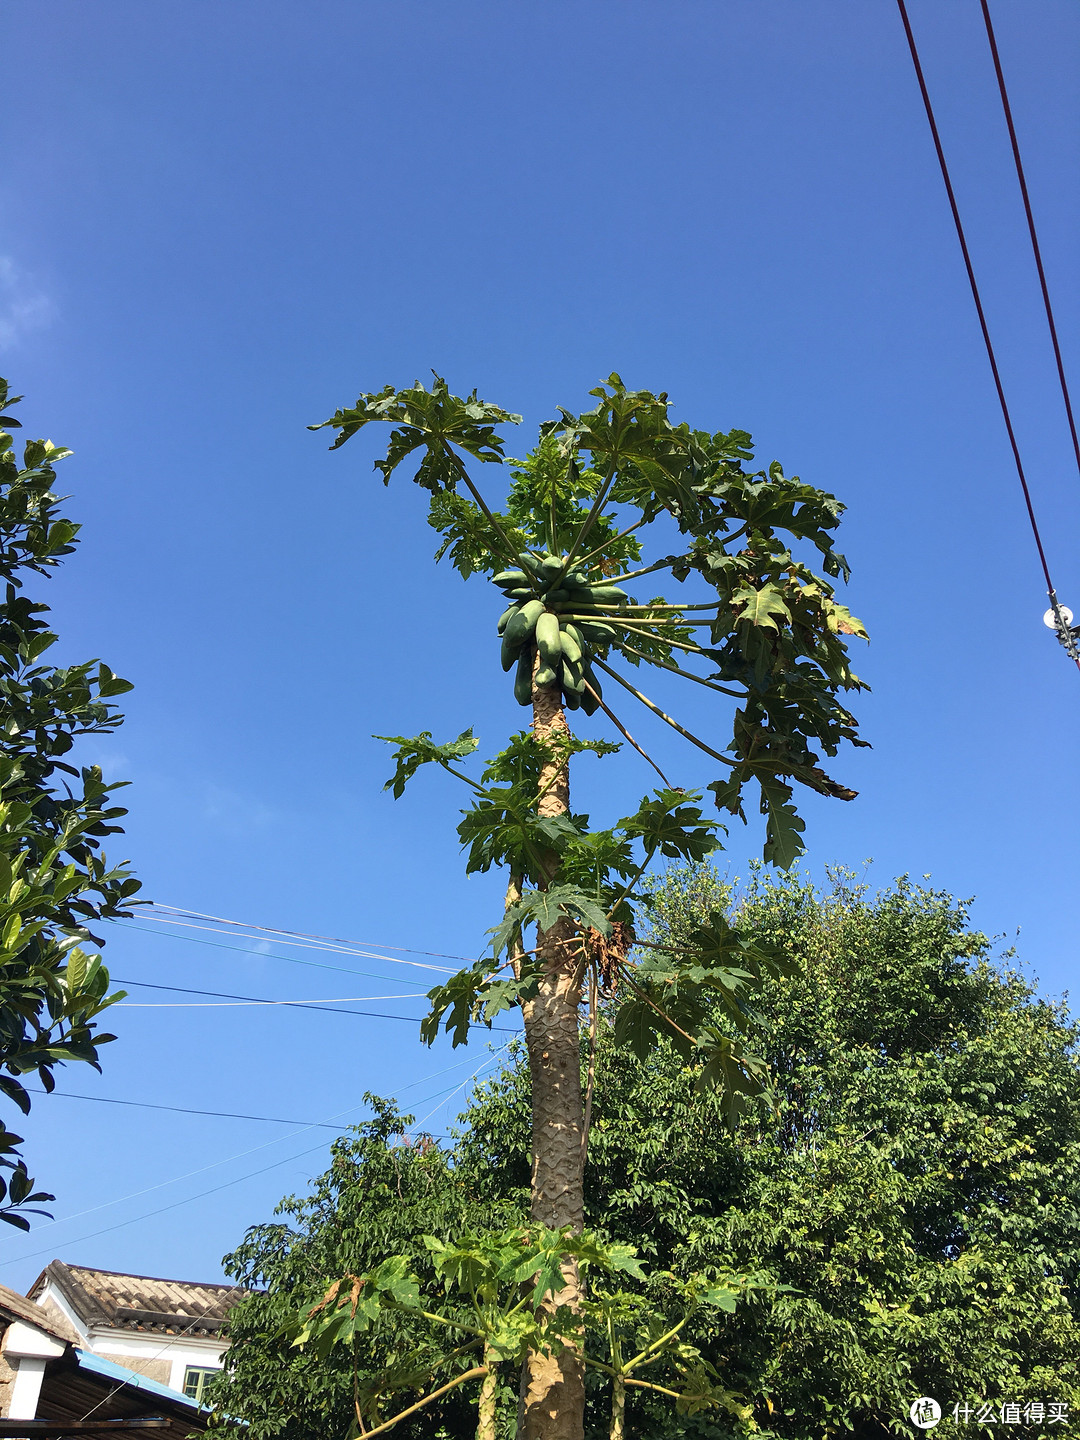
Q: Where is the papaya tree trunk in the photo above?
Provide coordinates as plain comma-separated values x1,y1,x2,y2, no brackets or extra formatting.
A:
476,1352,499,1440
519,660,586,1440
609,1374,626,1440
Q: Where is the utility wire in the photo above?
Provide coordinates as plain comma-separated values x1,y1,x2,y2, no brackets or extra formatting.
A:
111,978,427,1023
25,1046,503,1135
145,903,471,969
978,0,1080,486
112,920,428,988
117,991,428,1008
134,914,455,975
112,977,518,1032
26,1088,355,1130
1,1138,338,1270
894,0,1080,671
3,1049,511,1268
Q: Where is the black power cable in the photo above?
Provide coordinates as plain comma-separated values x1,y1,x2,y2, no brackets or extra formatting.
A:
893,0,1080,672
978,0,1080,487
112,977,519,1032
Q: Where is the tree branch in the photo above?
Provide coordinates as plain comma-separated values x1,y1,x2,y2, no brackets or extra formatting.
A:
441,445,524,572
583,682,672,786
619,643,745,699
356,1367,488,1438
590,657,737,768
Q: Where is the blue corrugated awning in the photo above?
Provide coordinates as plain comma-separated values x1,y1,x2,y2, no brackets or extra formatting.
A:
72,1351,202,1412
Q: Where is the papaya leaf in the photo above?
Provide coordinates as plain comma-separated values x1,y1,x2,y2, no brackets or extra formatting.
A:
376,729,480,799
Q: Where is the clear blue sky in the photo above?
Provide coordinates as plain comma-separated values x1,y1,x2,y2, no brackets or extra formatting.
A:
1,0,1077,1291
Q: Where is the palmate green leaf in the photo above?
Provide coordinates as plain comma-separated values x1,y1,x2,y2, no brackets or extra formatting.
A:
759,774,807,871
678,908,793,981
309,376,521,490
370,1255,421,1308
420,959,538,1048
492,885,611,956
559,829,638,895
456,795,580,879
427,490,526,578
618,789,721,862
376,728,479,799
694,1029,775,1126
731,581,791,631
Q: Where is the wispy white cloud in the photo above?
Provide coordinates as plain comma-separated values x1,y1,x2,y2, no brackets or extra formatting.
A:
0,256,54,351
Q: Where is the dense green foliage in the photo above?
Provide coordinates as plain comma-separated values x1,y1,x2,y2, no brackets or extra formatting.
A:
213,870,1080,1437
211,1098,520,1440
0,380,138,1225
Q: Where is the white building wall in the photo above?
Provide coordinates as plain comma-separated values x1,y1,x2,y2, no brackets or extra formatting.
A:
34,1282,227,1398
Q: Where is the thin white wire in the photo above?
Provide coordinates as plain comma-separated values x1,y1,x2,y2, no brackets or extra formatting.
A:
405,1040,515,1137
138,914,457,975
7,1098,377,1238
1,1048,499,1244
149,901,474,960
116,993,428,1008
0,1138,338,1271
143,907,464,974
0,1048,518,1271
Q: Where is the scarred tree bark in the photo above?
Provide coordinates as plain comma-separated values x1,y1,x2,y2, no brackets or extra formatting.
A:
519,656,587,1440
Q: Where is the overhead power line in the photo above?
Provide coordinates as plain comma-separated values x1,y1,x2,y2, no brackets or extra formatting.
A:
3,1047,513,1269
978,0,1080,487
112,920,429,987
893,0,1080,672
117,990,429,1008
113,978,428,1023
144,903,470,972
28,1088,355,1130
112,977,518,1032
25,1045,509,1137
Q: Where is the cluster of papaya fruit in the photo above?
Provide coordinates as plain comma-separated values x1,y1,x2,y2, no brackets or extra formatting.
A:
494,553,629,712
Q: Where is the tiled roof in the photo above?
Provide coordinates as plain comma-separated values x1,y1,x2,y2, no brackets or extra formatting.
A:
0,1281,80,1345
29,1262,246,1336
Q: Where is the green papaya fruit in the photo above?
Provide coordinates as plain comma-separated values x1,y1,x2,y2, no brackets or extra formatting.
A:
514,648,533,706
493,569,529,589
497,604,518,636
535,611,563,668
581,661,602,714
501,632,522,671
558,623,583,665
577,620,616,642
504,598,545,647
561,654,584,694
584,585,628,605
534,662,557,688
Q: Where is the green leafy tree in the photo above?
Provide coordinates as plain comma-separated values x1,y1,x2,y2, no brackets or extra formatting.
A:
0,380,139,1226
208,1097,772,1440
212,868,1080,1437
309,374,868,1437
209,1097,519,1440
459,866,1080,1435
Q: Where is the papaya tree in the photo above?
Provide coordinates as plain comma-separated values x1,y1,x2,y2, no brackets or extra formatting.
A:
311,373,867,1437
